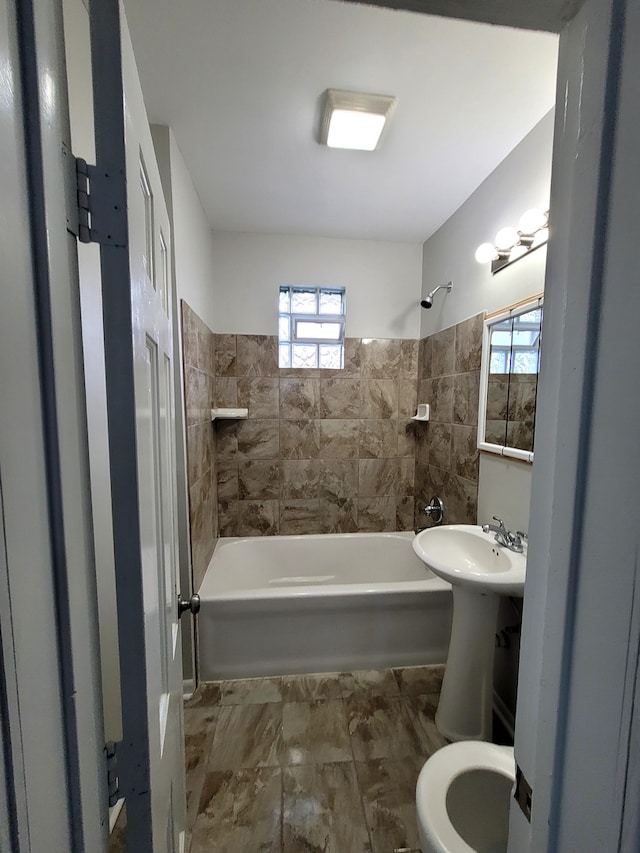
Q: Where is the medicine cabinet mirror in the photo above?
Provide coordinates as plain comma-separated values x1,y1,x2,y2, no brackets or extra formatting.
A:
477,297,543,462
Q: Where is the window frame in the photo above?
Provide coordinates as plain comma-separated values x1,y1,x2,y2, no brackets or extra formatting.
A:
278,286,346,369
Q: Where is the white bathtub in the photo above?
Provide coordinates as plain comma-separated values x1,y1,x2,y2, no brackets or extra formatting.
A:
198,531,453,681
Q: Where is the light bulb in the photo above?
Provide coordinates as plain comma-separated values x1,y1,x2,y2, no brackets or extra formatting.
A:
518,208,547,234
495,226,519,250
475,242,498,264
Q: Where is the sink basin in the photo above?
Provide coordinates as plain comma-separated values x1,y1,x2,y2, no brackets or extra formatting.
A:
412,524,526,596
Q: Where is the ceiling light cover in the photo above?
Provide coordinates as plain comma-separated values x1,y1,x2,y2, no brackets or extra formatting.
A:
320,89,396,151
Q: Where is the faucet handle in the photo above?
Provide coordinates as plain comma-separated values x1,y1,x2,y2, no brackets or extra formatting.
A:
492,515,506,531
516,531,528,541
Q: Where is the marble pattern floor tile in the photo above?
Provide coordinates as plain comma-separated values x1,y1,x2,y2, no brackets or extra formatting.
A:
219,676,283,705
283,762,372,852
355,756,425,853
184,681,222,708
346,695,421,762
183,704,218,737
339,668,400,699
185,668,448,853
185,723,215,826
394,664,445,696
209,703,283,770
190,767,282,853
402,693,449,757
184,680,222,709
281,672,343,702
282,700,352,766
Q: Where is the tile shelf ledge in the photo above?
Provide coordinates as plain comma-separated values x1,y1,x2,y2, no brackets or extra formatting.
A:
211,407,249,421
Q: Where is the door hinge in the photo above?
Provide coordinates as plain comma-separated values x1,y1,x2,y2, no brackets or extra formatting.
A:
105,741,120,808
67,153,127,247
514,764,532,823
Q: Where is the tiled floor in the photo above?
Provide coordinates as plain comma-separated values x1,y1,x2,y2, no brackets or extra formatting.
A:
184,665,447,853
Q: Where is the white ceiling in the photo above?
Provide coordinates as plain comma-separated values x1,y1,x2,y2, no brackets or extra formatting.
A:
124,0,558,243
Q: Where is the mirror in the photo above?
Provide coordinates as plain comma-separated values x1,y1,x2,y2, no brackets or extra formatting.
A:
478,298,543,462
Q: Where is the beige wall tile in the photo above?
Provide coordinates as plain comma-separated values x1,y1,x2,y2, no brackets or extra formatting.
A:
358,419,398,459
236,335,279,377
399,339,419,379
357,497,395,532
280,499,322,535
318,419,359,459
398,379,418,419
280,419,320,460
319,498,358,533
318,459,359,500
431,326,455,378
237,419,280,460
358,458,400,497
238,460,281,500
214,334,236,377
319,378,361,418
279,378,320,419
360,338,401,378
454,313,484,373
237,500,279,536
360,380,398,419
280,459,320,500
215,377,238,409
237,377,280,419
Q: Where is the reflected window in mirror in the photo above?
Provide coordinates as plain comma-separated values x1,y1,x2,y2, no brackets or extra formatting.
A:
479,298,543,462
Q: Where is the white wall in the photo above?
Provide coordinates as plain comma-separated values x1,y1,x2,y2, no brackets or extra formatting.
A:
420,109,554,337
419,110,554,533
153,126,217,332
477,454,532,532
211,232,424,339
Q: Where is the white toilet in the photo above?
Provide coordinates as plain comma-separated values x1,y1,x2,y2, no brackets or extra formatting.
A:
416,741,516,853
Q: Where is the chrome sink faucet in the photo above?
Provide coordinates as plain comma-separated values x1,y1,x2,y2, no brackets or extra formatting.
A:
482,516,527,554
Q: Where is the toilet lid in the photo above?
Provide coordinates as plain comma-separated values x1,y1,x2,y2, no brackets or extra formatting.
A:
417,742,515,853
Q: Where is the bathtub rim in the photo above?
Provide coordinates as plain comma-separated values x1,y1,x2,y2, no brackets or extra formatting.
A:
199,530,451,602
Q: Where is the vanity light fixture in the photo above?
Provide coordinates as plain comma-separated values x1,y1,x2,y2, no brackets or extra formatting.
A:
319,89,396,151
475,208,549,274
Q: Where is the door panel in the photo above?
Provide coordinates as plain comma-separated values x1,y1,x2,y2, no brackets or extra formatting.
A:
83,0,186,848
124,15,186,848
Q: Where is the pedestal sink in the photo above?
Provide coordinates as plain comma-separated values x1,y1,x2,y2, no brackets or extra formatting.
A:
413,525,526,742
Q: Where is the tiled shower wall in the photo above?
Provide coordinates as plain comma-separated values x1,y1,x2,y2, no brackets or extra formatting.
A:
213,335,419,536
179,306,484,586
414,313,483,527
181,301,218,591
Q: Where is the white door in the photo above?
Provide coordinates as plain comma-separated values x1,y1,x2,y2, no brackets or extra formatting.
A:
123,19,186,852
85,2,186,849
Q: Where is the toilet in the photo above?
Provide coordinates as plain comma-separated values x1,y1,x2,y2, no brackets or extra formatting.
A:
416,741,516,853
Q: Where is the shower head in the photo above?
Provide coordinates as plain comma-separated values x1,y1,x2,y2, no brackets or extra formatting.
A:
420,281,453,309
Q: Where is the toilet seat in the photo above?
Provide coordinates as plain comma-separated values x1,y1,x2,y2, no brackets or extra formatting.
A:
416,741,515,853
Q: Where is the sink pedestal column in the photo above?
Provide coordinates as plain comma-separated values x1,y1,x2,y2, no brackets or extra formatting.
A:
435,586,500,742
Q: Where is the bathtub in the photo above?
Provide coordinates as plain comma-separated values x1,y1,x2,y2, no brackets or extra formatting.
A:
197,531,453,681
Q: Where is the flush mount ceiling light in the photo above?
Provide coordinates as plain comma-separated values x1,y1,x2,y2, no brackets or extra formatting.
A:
319,89,396,151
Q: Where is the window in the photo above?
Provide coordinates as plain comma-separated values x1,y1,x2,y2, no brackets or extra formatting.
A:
278,286,345,369
489,308,542,374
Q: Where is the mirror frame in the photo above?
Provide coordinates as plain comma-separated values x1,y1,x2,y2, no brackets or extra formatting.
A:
477,295,543,463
